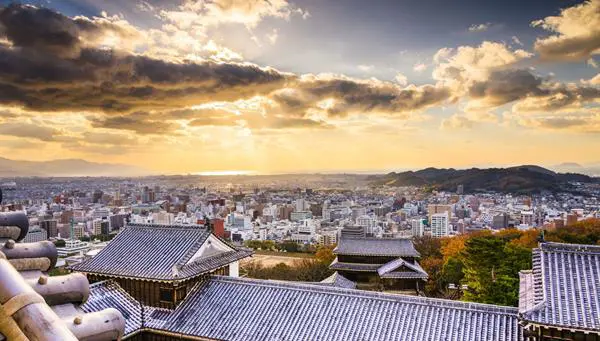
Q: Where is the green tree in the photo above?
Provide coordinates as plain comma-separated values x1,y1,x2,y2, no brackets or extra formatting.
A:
461,236,531,306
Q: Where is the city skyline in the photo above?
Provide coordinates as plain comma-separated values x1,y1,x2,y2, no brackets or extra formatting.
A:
0,0,599,174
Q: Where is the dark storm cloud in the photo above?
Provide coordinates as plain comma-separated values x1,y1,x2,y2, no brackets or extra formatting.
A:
0,4,453,135
0,4,289,113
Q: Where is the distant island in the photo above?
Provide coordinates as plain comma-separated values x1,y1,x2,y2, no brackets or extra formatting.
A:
370,165,599,194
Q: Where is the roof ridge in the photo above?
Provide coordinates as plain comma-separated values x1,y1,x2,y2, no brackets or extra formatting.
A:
127,223,207,230
209,275,519,314
540,242,600,253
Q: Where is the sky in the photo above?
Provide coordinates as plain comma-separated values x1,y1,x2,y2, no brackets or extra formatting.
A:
0,0,599,174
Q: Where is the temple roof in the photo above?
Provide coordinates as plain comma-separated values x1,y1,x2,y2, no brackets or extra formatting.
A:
329,258,382,272
71,223,251,281
318,272,357,289
334,236,420,257
82,281,142,335
378,258,428,280
120,276,521,341
520,242,600,333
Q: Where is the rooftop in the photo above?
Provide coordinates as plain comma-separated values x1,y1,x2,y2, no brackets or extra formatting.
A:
70,223,251,281
334,236,420,257
520,242,600,333
83,276,522,341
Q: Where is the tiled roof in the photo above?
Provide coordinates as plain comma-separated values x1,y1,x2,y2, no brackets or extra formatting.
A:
177,248,253,278
520,242,600,332
329,257,381,272
71,224,218,280
148,276,522,341
318,272,357,289
334,237,420,257
378,258,428,280
82,281,143,335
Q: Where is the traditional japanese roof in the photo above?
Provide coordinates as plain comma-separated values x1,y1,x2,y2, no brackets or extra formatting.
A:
318,272,357,289
378,258,429,280
71,223,251,281
140,276,522,341
334,236,420,257
329,257,381,272
519,242,600,333
82,281,143,335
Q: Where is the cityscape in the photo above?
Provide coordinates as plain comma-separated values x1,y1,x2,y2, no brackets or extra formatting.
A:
1,0,600,340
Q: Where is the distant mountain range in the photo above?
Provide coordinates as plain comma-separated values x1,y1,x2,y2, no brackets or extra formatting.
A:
370,165,599,193
0,157,149,177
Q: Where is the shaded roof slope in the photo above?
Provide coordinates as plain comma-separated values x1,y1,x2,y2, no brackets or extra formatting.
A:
147,276,521,341
334,237,420,257
520,242,600,332
71,224,211,280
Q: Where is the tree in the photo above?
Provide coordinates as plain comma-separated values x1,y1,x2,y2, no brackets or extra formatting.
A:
53,239,66,247
461,236,531,306
315,245,336,264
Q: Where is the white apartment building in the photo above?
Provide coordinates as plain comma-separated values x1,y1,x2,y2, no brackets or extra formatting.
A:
430,212,450,237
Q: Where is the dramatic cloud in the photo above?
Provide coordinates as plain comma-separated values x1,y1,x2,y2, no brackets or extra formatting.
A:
0,5,289,113
532,0,600,61
270,74,451,118
468,23,491,32
161,0,309,30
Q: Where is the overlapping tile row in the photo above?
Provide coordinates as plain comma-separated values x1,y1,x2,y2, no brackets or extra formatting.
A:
71,224,210,280
178,248,253,278
82,281,143,335
521,242,600,332
330,258,382,271
377,258,428,279
151,276,522,341
334,236,420,257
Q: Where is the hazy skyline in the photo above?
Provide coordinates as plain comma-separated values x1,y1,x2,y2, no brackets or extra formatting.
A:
0,0,599,174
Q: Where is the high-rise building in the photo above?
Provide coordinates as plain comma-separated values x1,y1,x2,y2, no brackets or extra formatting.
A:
428,204,452,223
411,219,425,237
430,212,449,237
40,219,58,238
295,198,309,212
492,213,509,229
521,211,534,226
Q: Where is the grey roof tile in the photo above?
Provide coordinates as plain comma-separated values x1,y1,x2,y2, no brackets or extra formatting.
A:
319,272,357,289
334,237,420,257
70,224,247,281
82,281,143,335
521,242,600,332
149,276,522,341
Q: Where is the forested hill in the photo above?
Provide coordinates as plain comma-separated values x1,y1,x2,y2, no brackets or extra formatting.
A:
370,165,598,193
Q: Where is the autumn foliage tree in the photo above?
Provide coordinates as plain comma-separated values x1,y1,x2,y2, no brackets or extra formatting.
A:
413,219,600,307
